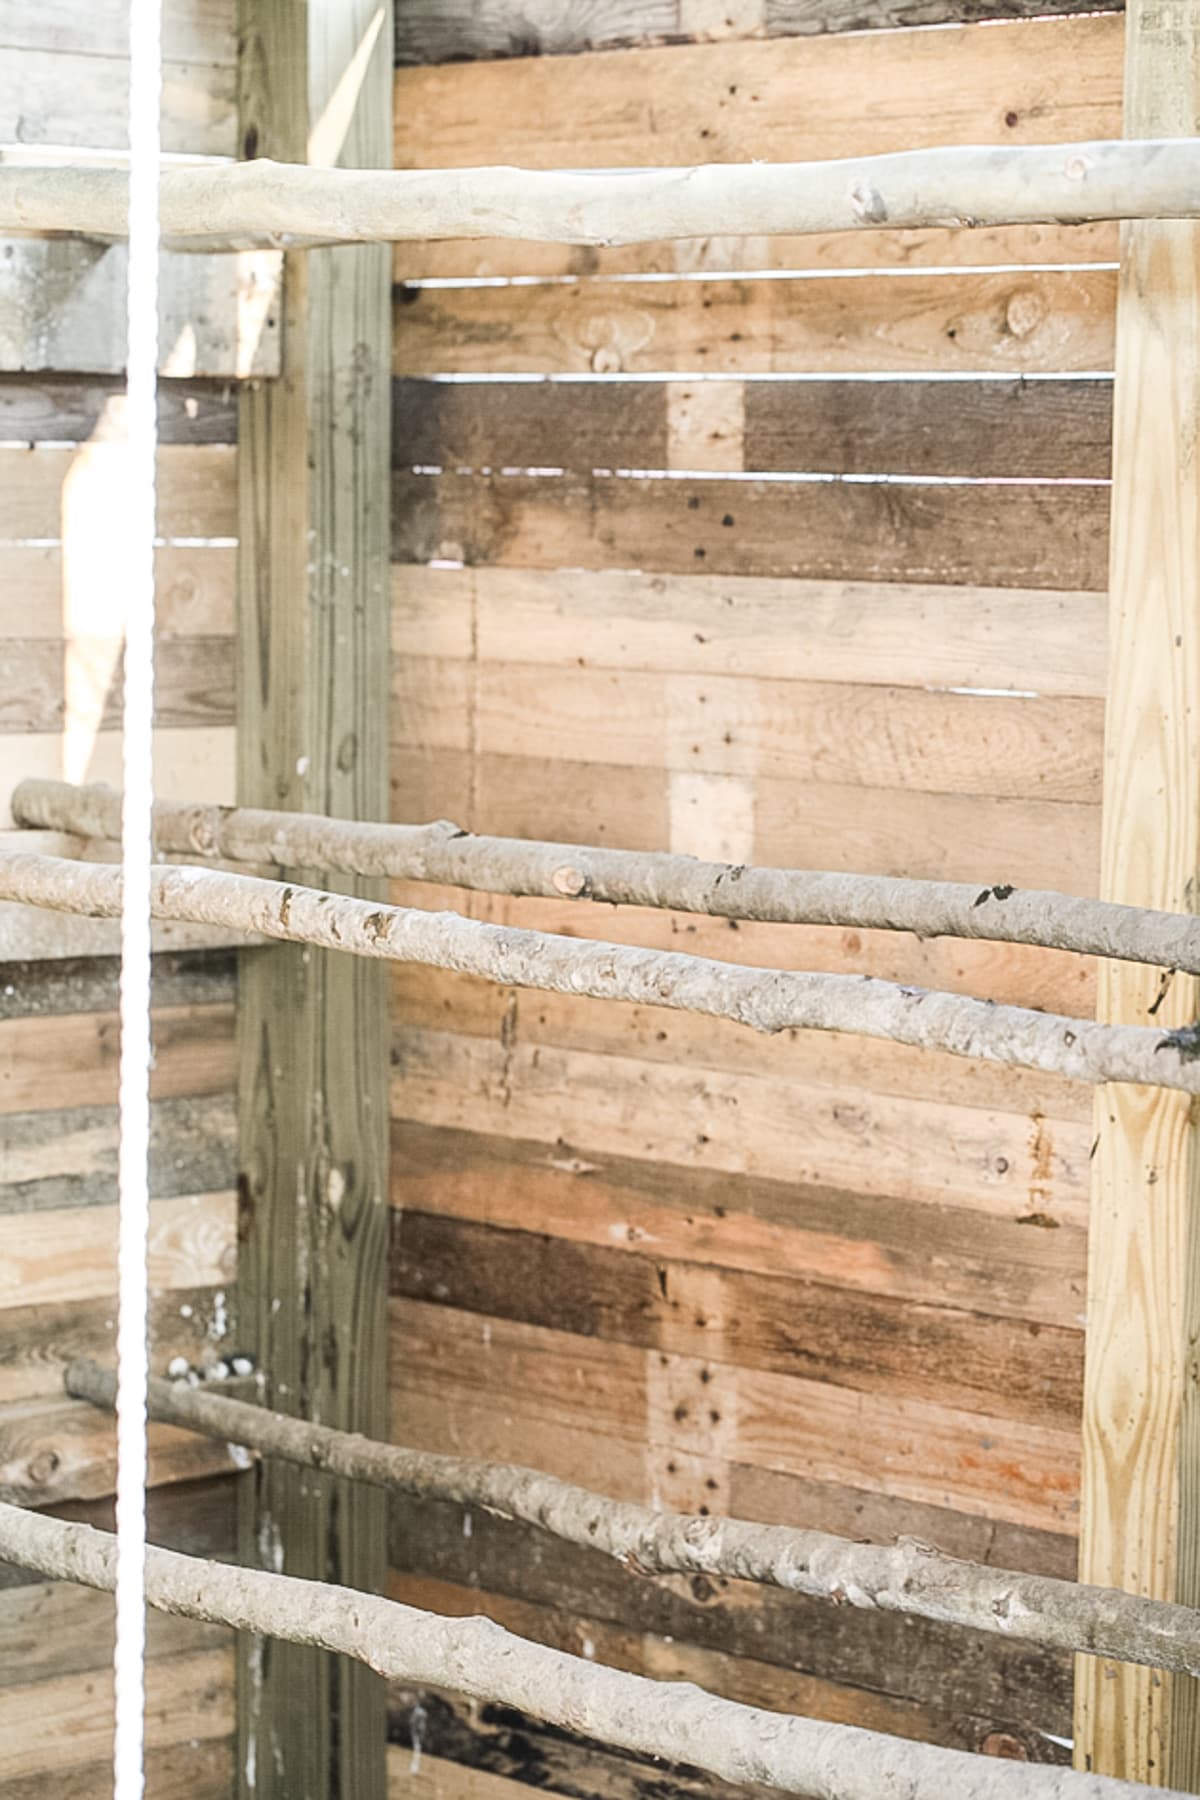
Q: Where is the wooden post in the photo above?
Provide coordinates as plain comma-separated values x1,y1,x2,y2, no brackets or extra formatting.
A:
1076,0,1200,1785
234,3,392,1796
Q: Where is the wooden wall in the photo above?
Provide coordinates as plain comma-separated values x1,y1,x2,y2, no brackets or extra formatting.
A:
0,2,242,1790
387,0,1119,1785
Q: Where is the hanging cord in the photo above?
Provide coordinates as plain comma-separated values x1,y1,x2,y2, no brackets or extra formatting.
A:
115,0,162,1794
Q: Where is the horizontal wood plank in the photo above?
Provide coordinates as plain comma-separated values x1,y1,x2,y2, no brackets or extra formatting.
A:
0,0,234,63
395,16,1120,174
390,1209,1083,1425
391,1027,1092,1221
391,566,1108,698
0,444,236,542
0,376,238,446
5,1739,233,1800
390,1113,1086,1331
392,656,1104,802
0,543,235,638
0,1189,235,1308
0,1400,241,1505
0,1092,235,1212
0,50,234,155
394,0,1119,64
393,270,1115,378
393,375,1113,479
385,1492,1072,1735
0,1284,236,1404
0,999,234,1114
390,1298,1080,1532
0,636,234,734
0,950,235,1019
391,470,1111,590
0,1648,233,1781
390,750,1099,890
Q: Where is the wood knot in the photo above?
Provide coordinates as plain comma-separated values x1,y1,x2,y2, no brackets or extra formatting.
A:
591,347,622,373
1005,289,1046,340
980,1732,1029,1761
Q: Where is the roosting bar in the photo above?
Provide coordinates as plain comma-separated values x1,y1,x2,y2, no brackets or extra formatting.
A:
1,0,1197,1796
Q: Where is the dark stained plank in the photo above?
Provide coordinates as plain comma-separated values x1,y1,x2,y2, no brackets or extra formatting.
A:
0,1092,235,1214
389,1122,1088,1329
386,1494,1073,1739
0,376,238,446
392,375,1112,478
389,1211,1084,1427
0,951,236,1021
744,376,1112,479
395,0,1119,64
392,469,1111,589
393,375,667,470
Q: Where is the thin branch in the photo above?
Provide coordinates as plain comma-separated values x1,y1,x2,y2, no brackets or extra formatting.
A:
16,778,1200,976
66,1359,1200,1679
0,1499,1186,1800
0,847,1197,1092
1,141,1200,250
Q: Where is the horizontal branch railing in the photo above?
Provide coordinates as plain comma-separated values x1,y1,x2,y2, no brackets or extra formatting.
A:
2,140,1200,250
1,848,1199,1091
0,1498,1188,1800
65,1358,1200,1679
16,779,1200,975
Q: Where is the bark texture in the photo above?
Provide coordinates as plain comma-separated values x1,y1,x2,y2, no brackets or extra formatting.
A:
2,141,1200,250
66,1358,1200,1678
0,1497,1192,1800
1,847,1199,1093
17,779,1200,975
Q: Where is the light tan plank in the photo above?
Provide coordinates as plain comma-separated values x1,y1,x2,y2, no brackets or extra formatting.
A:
0,1002,235,1115
0,544,235,639
391,1027,1091,1224
0,1190,235,1308
0,444,236,543
391,566,1108,699
0,1401,241,1505
393,269,1115,378
392,656,1103,803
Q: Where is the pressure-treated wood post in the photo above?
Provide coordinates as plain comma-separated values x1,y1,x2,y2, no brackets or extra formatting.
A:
234,3,392,1796
1076,0,1200,1784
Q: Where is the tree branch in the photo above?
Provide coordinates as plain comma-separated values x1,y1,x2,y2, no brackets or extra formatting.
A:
0,847,1196,1092
1,141,1200,251
0,1498,1188,1800
15,778,1200,977
66,1359,1200,1679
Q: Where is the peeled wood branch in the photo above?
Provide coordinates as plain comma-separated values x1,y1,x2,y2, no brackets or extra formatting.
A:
0,1499,1187,1800
2,141,1200,250
2,848,1199,1091
17,778,1200,975
66,1358,1200,1679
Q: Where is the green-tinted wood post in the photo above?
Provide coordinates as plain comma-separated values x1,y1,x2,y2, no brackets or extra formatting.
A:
235,3,393,1796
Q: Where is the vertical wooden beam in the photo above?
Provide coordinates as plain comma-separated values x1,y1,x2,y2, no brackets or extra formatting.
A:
235,3,392,1797
1076,1,1200,1785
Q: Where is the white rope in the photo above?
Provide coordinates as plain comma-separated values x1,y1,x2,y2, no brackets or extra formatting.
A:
115,0,161,1794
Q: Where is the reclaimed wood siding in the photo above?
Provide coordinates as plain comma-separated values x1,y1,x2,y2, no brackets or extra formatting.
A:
0,0,243,1776
389,3,1118,1786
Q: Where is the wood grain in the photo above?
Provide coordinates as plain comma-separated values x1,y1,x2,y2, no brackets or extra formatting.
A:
0,1000,235,1114
235,1,392,1795
0,637,234,735
391,656,1104,801
390,1208,1083,1425
0,1189,235,1308
391,1026,1092,1222
392,270,1116,378
391,469,1111,590
393,0,1119,64
0,444,236,542
1076,0,1200,1783
0,1400,240,1507
390,1298,1081,1533
0,376,238,446
390,1117,1087,1330
393,376,1113,480
391,566,1108,698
